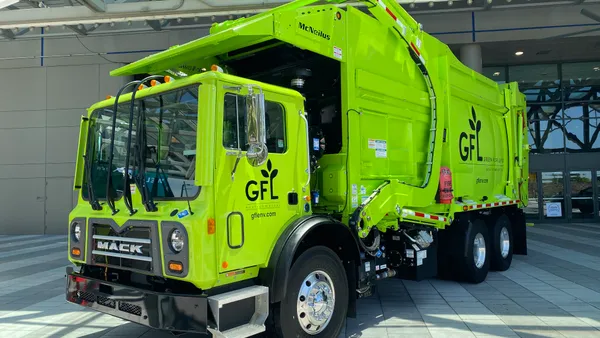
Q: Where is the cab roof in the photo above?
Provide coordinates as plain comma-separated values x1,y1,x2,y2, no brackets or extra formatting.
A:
90,71,304,112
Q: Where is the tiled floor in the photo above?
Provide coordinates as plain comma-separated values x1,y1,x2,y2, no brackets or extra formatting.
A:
1,223,600,337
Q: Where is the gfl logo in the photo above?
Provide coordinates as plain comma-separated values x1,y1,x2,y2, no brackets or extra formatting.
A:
459,107,483,162
245,159,279,201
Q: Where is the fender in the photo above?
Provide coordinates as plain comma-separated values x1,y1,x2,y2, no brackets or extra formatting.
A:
259,215,361,304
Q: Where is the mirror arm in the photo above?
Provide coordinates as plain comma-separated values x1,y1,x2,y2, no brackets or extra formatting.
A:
300,110,310,192
231,149,243,181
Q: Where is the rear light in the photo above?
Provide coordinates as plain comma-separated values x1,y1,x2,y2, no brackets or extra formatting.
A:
72,248,81,256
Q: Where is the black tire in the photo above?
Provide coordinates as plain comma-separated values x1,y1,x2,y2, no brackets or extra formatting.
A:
272,246,348,338
459,219,490,284
490,214,513,272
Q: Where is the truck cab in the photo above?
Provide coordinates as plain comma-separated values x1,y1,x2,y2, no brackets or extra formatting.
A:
67,68,332,336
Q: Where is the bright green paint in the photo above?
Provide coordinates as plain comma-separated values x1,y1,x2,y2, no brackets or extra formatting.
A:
69,0,527,290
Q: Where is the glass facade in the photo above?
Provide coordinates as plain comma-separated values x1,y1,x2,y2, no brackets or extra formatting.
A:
484,61,600,222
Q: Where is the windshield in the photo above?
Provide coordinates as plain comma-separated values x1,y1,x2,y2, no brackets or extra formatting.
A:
82,85,199,202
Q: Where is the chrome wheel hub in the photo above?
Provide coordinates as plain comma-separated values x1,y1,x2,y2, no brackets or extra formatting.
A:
500,226,510,258
473,233,486,269
296,270,335,335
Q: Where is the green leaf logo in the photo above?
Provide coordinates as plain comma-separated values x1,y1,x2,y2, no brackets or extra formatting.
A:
469,107,478,131
262,159,276,179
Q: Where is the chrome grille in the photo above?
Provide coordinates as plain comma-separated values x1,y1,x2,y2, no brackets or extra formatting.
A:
91,224,153,272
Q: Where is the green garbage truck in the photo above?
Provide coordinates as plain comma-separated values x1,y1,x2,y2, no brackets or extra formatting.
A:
65,0,530,337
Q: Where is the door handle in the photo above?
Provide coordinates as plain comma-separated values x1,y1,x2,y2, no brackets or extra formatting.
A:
227,212,245,249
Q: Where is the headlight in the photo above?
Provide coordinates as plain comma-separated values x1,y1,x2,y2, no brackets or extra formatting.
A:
169,229,185,253
72,223,81,242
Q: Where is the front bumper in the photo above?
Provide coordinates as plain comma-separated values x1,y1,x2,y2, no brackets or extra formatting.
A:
65,267,208,333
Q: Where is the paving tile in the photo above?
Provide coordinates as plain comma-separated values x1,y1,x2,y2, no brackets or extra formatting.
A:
428,327,476,338
465,319,517,336
2,225,600,338
386,327,432,337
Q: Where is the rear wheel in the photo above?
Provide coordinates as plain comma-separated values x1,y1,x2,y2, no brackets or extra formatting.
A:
490,214,513,271
274,246,348,337
459,219,490,283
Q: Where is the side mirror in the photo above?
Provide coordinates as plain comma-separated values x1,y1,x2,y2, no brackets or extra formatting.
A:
245,86,268,167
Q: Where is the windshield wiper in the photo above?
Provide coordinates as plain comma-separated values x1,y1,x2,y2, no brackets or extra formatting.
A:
149,95,175,202
121,75,164,215
83,117,102,211
105,80,142,215
134,100,157,212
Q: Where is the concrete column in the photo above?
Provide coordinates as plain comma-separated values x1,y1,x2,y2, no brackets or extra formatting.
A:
460,43,482,74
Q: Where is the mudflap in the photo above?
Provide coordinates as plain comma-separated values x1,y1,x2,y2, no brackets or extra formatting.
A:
509,208,528,255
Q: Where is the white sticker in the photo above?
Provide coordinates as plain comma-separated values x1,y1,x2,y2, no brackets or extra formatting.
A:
352,184,357,195
361,196,368,204
351,196,358,208
406,249,414,258
392,236,401,241
130,185,136,194
417,258,423,266
417,250,427,259
375,140,387,150
278,139,284,148
370,139,387,158
360,185,367,195
365,261,371,272
334,46,343,59
381,264,387,270
375,265,380,271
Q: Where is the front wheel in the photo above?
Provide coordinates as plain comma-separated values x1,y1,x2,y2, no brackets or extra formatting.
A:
275,246,348,337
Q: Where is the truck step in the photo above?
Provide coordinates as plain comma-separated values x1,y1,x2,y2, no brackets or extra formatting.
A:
209,324,266,338
208,285,269,338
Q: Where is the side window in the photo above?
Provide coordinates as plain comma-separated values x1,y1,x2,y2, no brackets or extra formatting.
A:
223,93,247,150
265,102,286,153
223,93,286,154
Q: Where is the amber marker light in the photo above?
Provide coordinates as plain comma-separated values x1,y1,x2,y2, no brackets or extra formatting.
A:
208,218,216,235
169,261,183,273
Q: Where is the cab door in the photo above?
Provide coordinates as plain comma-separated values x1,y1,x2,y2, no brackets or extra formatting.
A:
214,81,306,273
